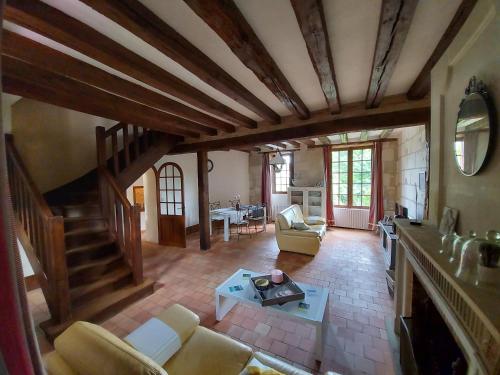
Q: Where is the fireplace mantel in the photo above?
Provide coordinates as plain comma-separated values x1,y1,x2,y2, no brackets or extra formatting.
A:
393,219,499,375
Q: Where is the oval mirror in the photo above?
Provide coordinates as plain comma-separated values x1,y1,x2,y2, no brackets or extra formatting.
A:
454,77,495,176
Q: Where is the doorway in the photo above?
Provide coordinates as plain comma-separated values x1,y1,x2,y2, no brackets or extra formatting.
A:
157,162,186,247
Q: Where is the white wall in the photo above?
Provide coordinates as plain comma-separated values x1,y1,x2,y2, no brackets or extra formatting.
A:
125,176,146,230
138,150,250,242
208,151,249,206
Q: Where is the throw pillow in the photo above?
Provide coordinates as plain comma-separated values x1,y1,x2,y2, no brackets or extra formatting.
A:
291,220,310,231
240,357,284,375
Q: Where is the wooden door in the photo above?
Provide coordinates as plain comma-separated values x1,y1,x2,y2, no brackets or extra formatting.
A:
157,162,186,247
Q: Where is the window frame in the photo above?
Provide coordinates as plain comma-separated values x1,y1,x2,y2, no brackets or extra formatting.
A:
272,151,294,194
331,146,373,209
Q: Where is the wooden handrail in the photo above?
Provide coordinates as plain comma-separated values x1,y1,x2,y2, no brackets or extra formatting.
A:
98,167,143,284
5,135,71,323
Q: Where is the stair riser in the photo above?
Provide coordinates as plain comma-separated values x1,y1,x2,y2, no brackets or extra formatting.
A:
64,219,107,232
71,273,133,308
65,231,110,249
62,192,99,205
69,259,124,288
62,205,101,218
66,245,118,267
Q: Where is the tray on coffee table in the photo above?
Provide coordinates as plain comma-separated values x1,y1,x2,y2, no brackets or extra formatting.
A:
250,273,305,306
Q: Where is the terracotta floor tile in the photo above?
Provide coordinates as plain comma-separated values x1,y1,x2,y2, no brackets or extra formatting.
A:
27,226,396,375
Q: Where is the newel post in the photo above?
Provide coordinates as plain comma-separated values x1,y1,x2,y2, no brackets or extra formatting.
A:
132,205,143,284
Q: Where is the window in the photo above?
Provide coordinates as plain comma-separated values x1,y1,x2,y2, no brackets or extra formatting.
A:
331,148,372,208
272,153,293,194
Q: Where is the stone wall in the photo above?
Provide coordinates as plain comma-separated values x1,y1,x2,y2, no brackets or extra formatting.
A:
395,125,428,220
382,140,398,216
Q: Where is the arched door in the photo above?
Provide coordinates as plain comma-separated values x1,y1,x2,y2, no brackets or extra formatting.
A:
157,162,186,247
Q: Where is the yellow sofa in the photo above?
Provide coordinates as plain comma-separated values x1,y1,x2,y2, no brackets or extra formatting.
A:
43,304,316,375
275,205,327,256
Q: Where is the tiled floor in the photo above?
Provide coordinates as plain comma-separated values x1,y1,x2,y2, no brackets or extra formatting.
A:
28,225,397,375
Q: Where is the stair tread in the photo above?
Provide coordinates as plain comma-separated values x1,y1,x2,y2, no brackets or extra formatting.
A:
70,267,132,300
64,216,105,222
66,239,115,255
68,253,122,275
65,227,108,237
40,278,155,340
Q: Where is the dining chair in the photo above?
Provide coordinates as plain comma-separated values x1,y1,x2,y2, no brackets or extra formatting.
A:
230,206,250,240
209,201,224,234
248,204,266,233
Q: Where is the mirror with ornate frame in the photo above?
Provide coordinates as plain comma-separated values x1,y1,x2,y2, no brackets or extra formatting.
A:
454,76,496,176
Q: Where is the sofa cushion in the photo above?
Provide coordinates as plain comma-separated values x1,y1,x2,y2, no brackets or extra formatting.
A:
308,224,326,238
164,326,252,375
44,352,78,375
155,304,200,344
291,220,310,231
240,357,283,374
54,321,167,375
304,216,326,225
277,205,304,230
277,213,292,230
253,352,312,375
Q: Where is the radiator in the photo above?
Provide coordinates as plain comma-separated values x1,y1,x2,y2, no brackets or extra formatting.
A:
334,208,369,230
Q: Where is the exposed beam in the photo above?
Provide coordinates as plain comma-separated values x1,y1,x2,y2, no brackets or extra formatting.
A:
171,107,430,153
318,136,331,145
291,0,341,113
407,0,477,99
197,151,210,250
379,129,394,139
298,139,316,147
3,57,202,138
273,142,288,149
360,130,369,141
365,0,418,108
2,31,236,134
185,0,310,120
79,0,280,124
286,140,301,148
4,0,256,129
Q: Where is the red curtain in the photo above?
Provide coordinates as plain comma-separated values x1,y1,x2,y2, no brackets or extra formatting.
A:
261,153,272,222
323,146,334,226
369,141,384,230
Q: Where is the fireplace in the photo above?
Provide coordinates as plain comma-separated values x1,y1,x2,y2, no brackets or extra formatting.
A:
393,219,499,375
400,274,467,375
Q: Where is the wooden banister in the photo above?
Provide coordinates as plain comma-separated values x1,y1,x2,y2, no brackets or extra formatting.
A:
5,135,71,323
97,167,143,284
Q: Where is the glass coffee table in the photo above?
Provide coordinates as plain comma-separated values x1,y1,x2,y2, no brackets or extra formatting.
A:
215,268,330,361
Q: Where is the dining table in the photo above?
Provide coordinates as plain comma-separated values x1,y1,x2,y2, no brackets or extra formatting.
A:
209,205,266,241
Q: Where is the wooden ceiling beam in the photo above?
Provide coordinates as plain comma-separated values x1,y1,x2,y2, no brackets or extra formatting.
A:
170,106,429,153
298,139,316,147
2,31,236,134
291,0,341,114
407,0,477,99
79,0,280,124
286,140,301,148
366,0,418,108
2,57,204,139
185,0,310,120
318,136,331,145
360,130,369,141
4,0,256,129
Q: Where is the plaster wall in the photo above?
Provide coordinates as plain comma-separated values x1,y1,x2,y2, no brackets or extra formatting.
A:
429,0,500,234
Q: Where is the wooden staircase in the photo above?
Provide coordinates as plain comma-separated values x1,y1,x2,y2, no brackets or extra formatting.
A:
5,125,176,341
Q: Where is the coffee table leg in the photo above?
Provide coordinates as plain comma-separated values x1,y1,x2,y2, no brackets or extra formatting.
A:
315,295,330,361
224,216,230,242
215,293,238,321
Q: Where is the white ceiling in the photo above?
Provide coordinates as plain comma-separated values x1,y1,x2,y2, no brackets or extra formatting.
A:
4,0,461,123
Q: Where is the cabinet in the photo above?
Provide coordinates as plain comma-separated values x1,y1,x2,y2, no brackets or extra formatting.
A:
287,187,326,218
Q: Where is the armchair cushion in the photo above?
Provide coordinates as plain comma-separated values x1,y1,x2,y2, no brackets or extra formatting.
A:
164,326,252,375
304,216,326,225
253,352,311,375
155,304,200,344
54,321,167,375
